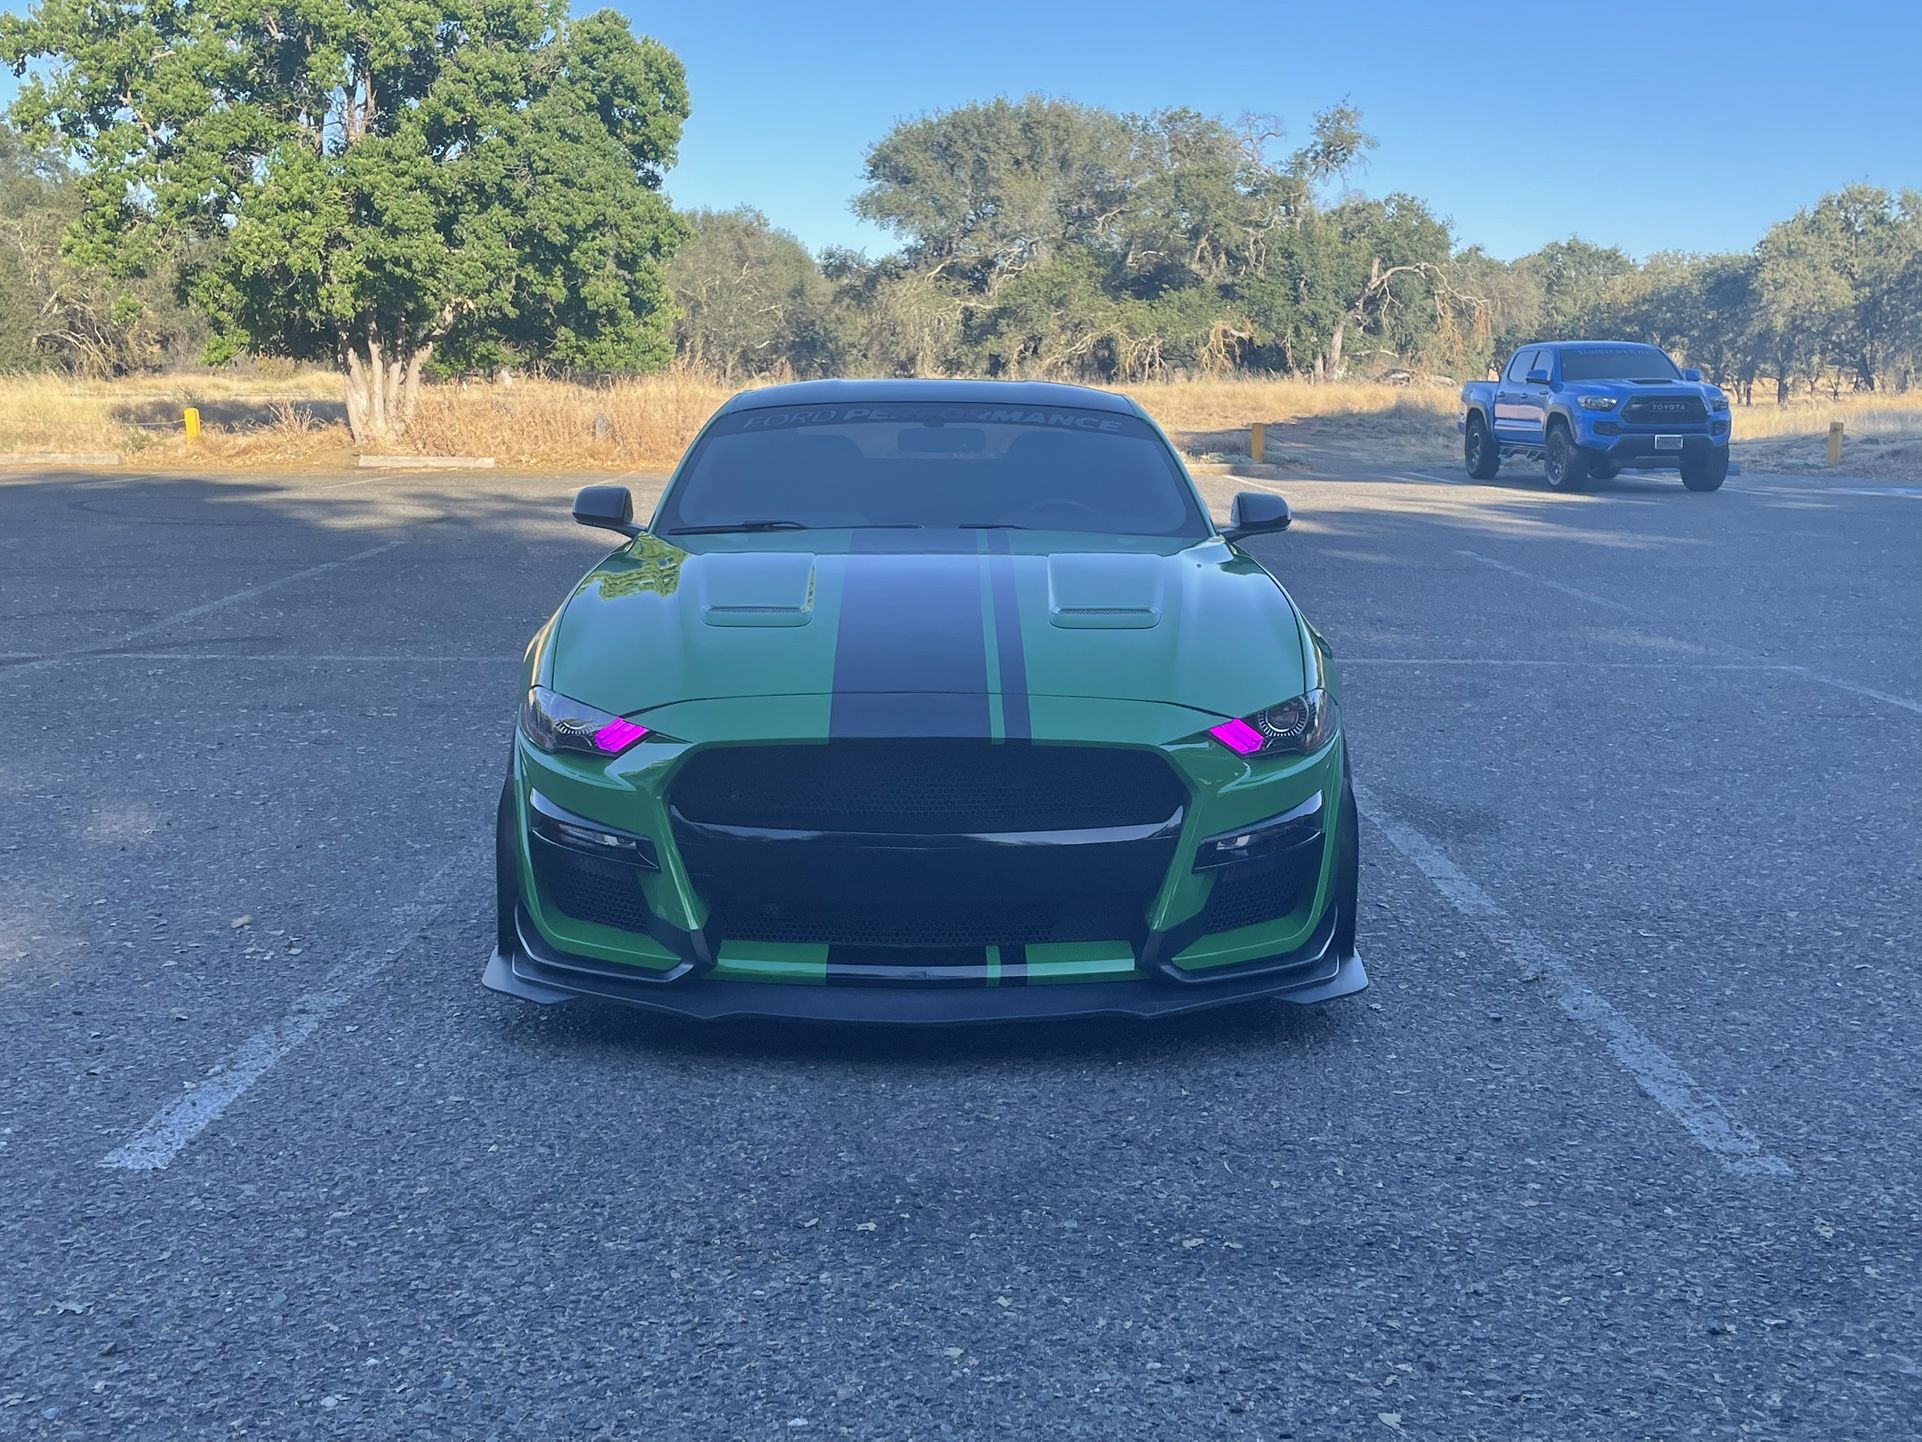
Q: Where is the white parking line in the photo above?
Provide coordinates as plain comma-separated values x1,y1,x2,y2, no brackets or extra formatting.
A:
1457,549,1637,614
1455,549,1922,716
100,854,478,1171
1339,658,1784,670
1355,784,1792,1179
1784,667,1922,717
3,652,521,664
6,539,404,677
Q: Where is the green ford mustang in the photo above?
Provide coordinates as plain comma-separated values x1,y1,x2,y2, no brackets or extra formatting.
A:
484,379,1365,1022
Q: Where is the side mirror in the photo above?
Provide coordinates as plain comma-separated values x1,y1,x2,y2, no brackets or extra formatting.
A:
572,485,643,538
1524,367,1551,386
1682,367,1704,382
1223,491,1291,542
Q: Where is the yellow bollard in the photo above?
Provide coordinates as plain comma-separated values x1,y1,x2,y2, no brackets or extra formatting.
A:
183,406,202,442
1826,420,1843,467
1250,421,1265,465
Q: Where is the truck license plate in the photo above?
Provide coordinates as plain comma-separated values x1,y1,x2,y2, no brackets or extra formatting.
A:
1655,435,1684,451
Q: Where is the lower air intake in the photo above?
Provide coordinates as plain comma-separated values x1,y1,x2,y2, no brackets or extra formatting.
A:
532,845,654,934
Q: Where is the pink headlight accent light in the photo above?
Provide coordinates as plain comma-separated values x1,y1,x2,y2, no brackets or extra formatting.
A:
592,717,649,754
1208,718,1264,756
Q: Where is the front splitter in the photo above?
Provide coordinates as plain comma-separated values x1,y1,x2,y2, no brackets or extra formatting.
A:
483,911,1367,1025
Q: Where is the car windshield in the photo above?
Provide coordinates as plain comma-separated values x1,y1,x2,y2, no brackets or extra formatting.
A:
1559,347,1682,382
656,401,1209,538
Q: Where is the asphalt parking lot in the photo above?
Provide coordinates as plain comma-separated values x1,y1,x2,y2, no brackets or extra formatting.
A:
2,457,1918,1440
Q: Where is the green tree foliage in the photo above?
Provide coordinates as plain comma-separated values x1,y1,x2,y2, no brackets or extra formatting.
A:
704,97,1914,401
2,0,688,438
668,208,842,380
0,126,202,372
1514,238,1636,339
6,49,1911,409
840,94,1475,383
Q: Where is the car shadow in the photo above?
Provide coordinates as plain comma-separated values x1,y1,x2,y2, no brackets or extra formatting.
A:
500,988,1360,1071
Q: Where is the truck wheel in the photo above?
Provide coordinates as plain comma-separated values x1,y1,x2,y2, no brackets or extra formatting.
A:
1591,460,1620,480
1681,450,1729,491
1543,424,1590,491
1464,413,1499,479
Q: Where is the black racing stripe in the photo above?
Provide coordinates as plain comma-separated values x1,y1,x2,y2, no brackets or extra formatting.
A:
1000,942,1029,987
983,532,1031,741
830,531,991,739
826,945,992,986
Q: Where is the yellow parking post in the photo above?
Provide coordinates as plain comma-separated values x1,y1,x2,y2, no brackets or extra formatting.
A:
1250,421,1265,465
1826,420,1843,467
183,407,202,442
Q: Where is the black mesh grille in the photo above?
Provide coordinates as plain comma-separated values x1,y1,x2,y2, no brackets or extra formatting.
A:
671,741,1185,834
1198,850,1321,935
1621,396,1707,425
532,846,653,933
709,892,1144,948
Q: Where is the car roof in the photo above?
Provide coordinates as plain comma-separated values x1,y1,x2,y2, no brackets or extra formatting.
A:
1530,340,1668,352
713,377,1141,416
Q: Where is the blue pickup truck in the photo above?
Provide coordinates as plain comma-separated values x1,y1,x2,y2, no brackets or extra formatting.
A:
1459,341,1731,491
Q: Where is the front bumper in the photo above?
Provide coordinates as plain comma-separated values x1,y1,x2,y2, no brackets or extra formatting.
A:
485,904,1367,1023
490,713,1364,1024
1579,420,1730,465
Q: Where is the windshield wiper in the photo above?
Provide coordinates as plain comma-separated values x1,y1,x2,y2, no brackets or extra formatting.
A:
666,521,921,536
959,521,1033,529
666,519,807,535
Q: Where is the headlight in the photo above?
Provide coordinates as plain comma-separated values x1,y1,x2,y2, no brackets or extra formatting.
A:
1578,395,1619,411
1709,392,1730,412
520,685,649,757
1208,689,1338,757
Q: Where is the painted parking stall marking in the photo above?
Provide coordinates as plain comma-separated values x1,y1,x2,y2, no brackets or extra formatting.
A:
101,854,480,1171
1456,548,1922,717
1355,784,1792,1179
0,538,405,676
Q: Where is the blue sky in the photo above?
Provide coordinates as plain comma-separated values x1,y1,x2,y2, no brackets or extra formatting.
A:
3,0,1914,261
642,0,1921,261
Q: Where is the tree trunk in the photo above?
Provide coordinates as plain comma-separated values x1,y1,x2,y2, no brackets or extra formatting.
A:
1322,320,1345,380
344,332,433,446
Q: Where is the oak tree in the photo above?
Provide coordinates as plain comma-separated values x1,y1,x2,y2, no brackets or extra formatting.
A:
3,0,688,440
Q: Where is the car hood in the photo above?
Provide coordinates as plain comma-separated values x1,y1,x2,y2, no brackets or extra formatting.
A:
547,531,1310,726
1577,380,1713,397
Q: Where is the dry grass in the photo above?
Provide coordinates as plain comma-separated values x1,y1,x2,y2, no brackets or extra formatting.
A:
1724,392,1922,442
1724,394,1922,479
1125,376,1461,466
403,372,728,469
1,368,1917,478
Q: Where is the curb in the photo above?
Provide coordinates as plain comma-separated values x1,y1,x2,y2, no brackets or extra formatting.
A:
0,451,124,467
357,454,497,470
1187,461,1299,479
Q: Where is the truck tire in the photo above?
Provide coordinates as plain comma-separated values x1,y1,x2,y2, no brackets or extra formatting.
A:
1543,423,1590,491
1681,450,1729,491
1464,413,1499,479
1590,460,1620,480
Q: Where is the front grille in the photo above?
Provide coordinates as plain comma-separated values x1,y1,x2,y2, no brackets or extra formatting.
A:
671,741,1185,834
532,845,654,933
1621,395,1707,425
1197,849,1321,935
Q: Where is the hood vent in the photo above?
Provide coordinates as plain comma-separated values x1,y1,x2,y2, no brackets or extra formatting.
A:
696,553,817,628
1047,553,1164,629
